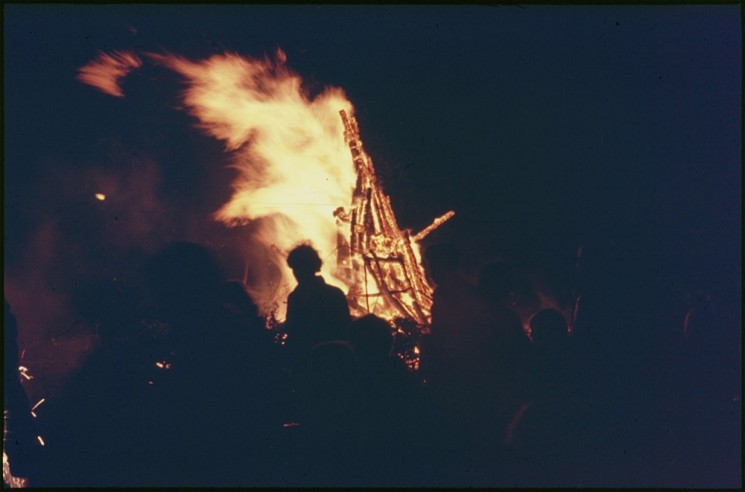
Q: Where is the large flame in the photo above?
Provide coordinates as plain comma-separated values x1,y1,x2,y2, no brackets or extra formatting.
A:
147,50,356,319
77,48,449,325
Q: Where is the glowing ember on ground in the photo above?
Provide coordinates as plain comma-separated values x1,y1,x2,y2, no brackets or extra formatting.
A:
2,451,28,488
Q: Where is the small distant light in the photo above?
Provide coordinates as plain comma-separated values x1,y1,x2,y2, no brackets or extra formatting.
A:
37,436,46,447
95,193,106,201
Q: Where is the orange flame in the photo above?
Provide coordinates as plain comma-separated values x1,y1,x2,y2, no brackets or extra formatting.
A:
148,49,356,320
77,50,142,97
78,48,448,326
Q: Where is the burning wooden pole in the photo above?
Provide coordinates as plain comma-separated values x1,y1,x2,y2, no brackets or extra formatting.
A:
337,110,454,329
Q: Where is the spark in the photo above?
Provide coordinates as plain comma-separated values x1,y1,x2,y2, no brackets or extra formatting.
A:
18,366,33,381
36,435,46,446
282,422,301,428
31,398,46,411
95,193,106,201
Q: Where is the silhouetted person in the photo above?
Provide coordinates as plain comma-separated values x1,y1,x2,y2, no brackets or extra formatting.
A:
293,340,361,485
421,244,531,483
569,237,667,486
142,242,283,486
3,300,41,483
670,292,741,487
220,280,263,329
218,279,291,442
34,278,164,486
479,260,541,329
284,244,351,362
347,315,420,484
218,280,280,365
478,260,520,310
531,308,567,346
528,308,574,398
515,309,582,483
478,260,535,399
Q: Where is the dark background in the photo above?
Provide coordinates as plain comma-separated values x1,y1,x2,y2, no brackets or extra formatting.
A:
3,5,741,393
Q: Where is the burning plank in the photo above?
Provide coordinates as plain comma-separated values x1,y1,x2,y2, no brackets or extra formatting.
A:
336,110,454,328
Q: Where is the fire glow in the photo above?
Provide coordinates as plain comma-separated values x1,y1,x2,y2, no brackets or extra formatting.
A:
78,48,453,327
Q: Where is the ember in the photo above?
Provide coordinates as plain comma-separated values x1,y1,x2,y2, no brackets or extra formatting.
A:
2,451,28,488
17,366,33,381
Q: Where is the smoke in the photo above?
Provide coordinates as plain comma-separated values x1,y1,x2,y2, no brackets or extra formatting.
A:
3,146,192,400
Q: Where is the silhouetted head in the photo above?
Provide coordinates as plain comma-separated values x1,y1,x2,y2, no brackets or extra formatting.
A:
349,315,394,361
287,244,322,284
529,308,568,348
478,260,516,304
145,242,223,318
424,243,459,285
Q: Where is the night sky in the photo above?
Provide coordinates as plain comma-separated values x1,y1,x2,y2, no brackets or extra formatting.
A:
3,5,741,371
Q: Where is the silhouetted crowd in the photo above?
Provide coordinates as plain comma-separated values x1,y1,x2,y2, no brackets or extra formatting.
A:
3,240,741,487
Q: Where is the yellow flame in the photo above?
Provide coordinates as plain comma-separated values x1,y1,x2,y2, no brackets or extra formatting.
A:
148,50,356,320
